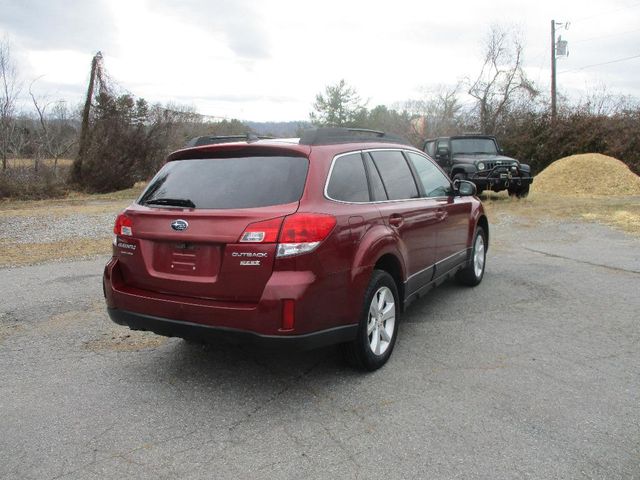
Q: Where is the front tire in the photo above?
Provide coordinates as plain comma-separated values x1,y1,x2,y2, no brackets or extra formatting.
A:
456,226,486,286
508,185,530,198
341,270,399,371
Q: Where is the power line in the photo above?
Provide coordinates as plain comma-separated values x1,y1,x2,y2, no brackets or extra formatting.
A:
571,1,640,23
558,53,640,73
571,27,640,44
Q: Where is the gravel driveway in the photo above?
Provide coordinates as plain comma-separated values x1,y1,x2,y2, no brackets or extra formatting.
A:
1,217,638,479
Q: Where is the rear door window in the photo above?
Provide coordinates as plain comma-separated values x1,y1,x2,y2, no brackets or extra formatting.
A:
327,153,370,202
138,156,308,209
369,150,419,200
363,153,388,201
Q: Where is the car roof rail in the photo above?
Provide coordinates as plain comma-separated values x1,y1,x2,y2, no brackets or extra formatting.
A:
185,133,274,147
299,127,411,146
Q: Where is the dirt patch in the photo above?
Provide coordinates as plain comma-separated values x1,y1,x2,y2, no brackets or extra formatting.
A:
482,193,640,236
531,153,640,196
83,330,168,352
0,323,23,345
0,237,112,268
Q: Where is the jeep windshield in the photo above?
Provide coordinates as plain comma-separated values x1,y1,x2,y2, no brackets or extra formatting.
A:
138,156,308,209
451,138,498,155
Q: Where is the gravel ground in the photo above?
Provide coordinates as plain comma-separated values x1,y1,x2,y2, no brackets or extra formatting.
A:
0,212,116,244
0,217,639,479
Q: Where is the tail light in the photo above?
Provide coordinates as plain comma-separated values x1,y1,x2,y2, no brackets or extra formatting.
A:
239,217,283,243
277,213,336,258
114,213,133,236
238,213,336,258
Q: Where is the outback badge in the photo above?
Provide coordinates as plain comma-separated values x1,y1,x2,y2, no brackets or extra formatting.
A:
171,219,189,231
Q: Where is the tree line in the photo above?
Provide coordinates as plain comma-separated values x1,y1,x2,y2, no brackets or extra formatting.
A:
1,24,639,199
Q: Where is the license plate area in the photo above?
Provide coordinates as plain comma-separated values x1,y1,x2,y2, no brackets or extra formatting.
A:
152,241,220,277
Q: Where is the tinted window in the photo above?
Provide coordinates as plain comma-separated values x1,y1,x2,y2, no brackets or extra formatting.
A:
364,153,388,201
138,156,308,209
370,151,419,200
327,153,369,202
406,152,452,198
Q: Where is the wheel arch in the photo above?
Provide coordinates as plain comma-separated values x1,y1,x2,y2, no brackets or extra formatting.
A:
477,214,489,249
373,253,406,311
451,164,477,177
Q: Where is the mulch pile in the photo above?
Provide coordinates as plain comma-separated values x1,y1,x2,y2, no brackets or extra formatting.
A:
531,153,640,196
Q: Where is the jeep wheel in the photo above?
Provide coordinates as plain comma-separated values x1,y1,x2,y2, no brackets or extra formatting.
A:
508,185,530,198
456,226,486,286
341,270,399,371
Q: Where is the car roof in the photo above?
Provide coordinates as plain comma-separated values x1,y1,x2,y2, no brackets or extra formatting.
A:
170,128,415,161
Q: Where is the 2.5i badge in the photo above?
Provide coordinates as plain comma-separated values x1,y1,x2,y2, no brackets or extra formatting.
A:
239,260,261,266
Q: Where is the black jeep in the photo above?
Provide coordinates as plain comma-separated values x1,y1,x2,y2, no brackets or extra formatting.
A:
423,135,533,197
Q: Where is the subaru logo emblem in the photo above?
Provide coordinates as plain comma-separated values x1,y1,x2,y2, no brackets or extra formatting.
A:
171,219,189,231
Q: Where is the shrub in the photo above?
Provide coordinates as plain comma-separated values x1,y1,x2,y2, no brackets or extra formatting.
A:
0,164,69,200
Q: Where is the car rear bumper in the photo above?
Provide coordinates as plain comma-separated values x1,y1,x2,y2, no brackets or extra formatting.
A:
107,308,357,350
103,257,359,349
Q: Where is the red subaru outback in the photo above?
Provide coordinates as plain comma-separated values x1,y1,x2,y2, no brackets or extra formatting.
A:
104,128,488,370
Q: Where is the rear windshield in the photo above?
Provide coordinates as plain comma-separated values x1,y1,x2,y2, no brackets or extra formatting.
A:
138,156,308,209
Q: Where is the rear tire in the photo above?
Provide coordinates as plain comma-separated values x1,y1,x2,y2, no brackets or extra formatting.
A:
341,270,399,371
456,226,486,286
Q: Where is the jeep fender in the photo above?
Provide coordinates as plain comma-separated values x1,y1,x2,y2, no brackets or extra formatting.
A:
451,164,477,176
519,163,531,174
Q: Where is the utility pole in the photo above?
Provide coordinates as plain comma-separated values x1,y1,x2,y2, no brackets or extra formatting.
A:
551,20,570,121
551,20,557,120
72,51,102,184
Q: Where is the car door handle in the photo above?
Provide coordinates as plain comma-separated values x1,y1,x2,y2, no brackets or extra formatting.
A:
436,207,447,221
389,214,404,228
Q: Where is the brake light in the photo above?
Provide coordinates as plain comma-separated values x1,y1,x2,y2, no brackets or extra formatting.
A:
276,213,336,258
114,213,133,236
239,217,284,243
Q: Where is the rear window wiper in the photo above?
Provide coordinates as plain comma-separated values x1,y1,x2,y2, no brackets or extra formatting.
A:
144,198,196,208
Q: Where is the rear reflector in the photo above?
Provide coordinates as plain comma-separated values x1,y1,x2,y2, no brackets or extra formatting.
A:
281,299,295,331
239,217,284,243
114,213,133,236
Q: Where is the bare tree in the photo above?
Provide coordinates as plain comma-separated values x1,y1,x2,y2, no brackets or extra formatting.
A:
467,25,537,134
29,79,77,172
403,84,463,139
0,38,22,170
579,82,637,116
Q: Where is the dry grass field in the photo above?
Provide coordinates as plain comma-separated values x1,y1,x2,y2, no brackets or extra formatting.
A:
481,192,640,236
6,158,74,168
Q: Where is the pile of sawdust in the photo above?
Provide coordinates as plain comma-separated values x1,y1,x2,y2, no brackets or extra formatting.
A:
531,153,640,196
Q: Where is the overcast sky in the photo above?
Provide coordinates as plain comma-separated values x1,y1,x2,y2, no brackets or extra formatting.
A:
1,0,639,121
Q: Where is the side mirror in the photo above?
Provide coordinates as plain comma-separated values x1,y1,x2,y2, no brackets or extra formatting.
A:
454,179,477,196
435,146,450,159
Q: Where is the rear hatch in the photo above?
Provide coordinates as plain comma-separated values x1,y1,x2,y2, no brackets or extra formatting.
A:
114,149,309,302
